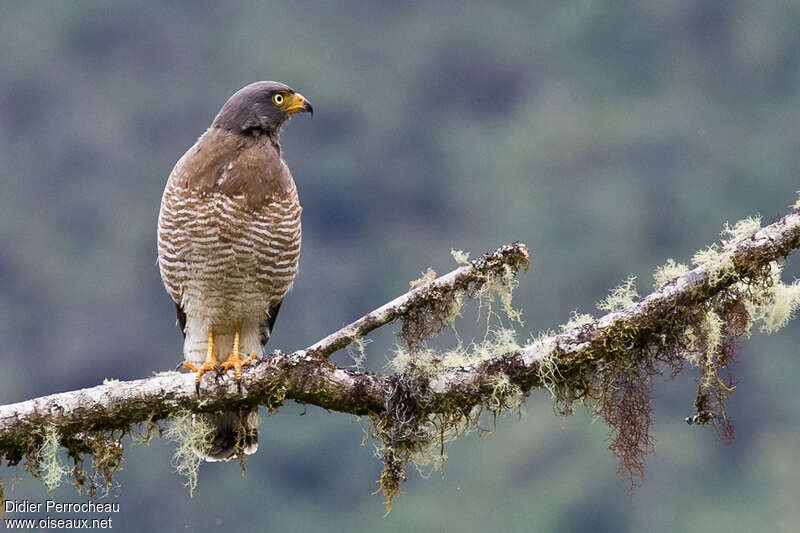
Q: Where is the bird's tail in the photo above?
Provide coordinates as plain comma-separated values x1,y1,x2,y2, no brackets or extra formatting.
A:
195,407,259,462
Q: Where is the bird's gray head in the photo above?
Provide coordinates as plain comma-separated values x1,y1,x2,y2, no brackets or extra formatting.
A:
211,81,313,135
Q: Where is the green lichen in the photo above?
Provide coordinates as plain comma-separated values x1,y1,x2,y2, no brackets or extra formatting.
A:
37,426,69,491
478,263,524,326
348,336,372,371
738,262,800,335
129,417,159,447
597,276,638,312
533,332,568,409
399,246,527,353
376,256,528,512
684,310,724,367
409,267,437,289
390,326,521,376
371,361,525,513
653,258,690,288
164,411,214,497
761,279,800,333
486,373,523,413
346,329,373,371
86,431,125,497
692,243,735,287
450,249,471,265
722,216,762,242
399,278,466,352
692,217,761,287
534,213,797,487
560,310,595,332
3,422,128,499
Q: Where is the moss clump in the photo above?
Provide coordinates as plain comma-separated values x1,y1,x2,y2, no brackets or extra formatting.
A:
486,373,524,413
164,411,214,497
477,263,524,327
86,431,125,497
722,216,762,242
377,312,526,511
0,423,129,500
346,333,373,371
35,426,69,492
130,417,159,447
559,311,595,333
30,428,128,498
378,246,531,511
399,284,465,353
749,267,800,334
450,249,470,265
692,217,761,287
17,426,123,497
692,245,736,286
597,276,639,312
232,408,259,475
369,364,524,511
390,326,521,376
539,278,758,488
538,315,689,489
377,276,526,512
409,267,437,289
533,213,799,489
399,248,527,353
653,258,690,288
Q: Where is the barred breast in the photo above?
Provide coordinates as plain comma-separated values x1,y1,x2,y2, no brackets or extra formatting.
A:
157,129,302,364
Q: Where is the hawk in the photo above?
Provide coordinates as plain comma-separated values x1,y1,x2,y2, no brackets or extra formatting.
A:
157,81,312,461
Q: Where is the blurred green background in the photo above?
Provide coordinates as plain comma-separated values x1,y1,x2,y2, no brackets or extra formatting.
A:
1,1,799,532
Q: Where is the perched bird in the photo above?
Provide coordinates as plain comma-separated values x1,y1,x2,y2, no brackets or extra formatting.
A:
157,81,312,461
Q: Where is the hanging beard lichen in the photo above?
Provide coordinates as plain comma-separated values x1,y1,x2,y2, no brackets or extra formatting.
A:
373,249,528,513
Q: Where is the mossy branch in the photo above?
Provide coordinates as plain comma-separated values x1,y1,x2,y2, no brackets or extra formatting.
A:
421,210,800,490
1,208,799,510
0,243,529,462
306,241,531,357
433,211,800,395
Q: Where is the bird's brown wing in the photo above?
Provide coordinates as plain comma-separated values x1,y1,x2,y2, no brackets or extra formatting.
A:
259,300,283,348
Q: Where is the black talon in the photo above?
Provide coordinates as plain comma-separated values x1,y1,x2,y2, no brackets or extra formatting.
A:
237,379,243,394
195,381,201,397
175,361,184,371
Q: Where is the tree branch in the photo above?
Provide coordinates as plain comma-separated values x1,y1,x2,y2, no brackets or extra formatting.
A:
2,209,799,506
0,242,530,457
431,211,800,400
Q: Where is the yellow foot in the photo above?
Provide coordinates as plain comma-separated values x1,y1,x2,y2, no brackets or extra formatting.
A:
220,325,257,393
221,352,257,393
222,326,256,394
182,329,221,396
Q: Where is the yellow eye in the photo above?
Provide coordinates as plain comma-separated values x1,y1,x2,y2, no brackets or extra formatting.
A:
272,93,284,106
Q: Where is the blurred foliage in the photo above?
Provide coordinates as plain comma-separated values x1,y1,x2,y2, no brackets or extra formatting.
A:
1,1,799,532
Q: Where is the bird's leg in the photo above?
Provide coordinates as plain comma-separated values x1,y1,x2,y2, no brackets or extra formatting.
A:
220,323,257,393
182,329,221,396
